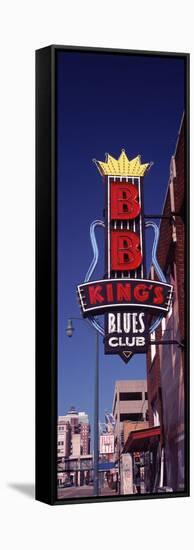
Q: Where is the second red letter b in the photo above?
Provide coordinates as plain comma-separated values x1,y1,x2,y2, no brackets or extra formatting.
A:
111,231,142,271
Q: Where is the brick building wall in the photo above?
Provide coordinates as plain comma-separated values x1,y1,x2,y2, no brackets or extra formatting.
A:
173,120,185,341
146,114,185,490
157,115,185,342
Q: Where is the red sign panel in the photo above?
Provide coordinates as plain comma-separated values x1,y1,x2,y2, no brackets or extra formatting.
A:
111,231,142,271
110,182,141,220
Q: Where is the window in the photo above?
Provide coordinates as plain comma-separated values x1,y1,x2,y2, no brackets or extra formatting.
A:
119,392,142,401
120,413,144,422
151,400,160,427
145,392,148,400
169,175,177,242
161,316,166,336
165,261,176,321
121,431,124,445
150,331,156,362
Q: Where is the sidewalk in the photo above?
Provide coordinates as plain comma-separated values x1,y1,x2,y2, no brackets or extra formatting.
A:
100,486,118,497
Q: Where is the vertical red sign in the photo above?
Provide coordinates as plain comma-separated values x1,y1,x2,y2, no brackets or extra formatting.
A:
94,151,152,362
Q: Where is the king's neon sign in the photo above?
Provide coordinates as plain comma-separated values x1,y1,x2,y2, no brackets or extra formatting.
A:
77,150,173,363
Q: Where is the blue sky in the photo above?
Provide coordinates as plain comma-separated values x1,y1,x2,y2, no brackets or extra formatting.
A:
56,50,185,444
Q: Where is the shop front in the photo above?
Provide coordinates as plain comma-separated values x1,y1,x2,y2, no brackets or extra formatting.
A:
122,426,161,494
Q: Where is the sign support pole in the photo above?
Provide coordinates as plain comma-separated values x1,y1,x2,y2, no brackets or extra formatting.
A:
93,330,99,496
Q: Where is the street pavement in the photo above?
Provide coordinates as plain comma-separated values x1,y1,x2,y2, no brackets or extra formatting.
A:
58,484,118,499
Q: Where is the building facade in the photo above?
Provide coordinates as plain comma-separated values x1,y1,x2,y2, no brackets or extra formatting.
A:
57,418,71,459
146,114,185,491
58,455,93,487
112,380,148,455
79,412,91,455
58,406,90,460
123,420,149,445
57,407,91,487
71,433,81,456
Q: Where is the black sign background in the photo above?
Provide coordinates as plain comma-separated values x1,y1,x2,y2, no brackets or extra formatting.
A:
104,311,149,359
78,278,173,317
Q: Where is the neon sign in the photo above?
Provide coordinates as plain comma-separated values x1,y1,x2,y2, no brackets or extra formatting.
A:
77,150,173,363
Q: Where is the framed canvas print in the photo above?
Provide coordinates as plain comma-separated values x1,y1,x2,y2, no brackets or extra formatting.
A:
36,45,190,505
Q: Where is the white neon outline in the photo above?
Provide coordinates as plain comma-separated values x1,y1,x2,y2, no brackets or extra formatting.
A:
108,176,110,277
132,178,137,278
78,277,173,288
78,302,171,314
138,177,144,279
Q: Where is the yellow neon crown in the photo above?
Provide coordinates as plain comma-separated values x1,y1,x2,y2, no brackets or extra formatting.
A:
94,149,152,177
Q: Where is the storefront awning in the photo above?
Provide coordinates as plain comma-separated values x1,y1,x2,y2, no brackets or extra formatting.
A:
123,426,160,453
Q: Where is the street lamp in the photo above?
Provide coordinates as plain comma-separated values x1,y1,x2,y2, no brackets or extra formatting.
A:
66,319,74,337
66,317,99,497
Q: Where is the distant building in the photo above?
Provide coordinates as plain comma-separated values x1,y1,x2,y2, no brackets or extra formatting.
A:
72,433,81,456
58,406,90,459
63,406,79,435
57,418,71,458
58,455,93,488
79,411,91,455
112,380,148,455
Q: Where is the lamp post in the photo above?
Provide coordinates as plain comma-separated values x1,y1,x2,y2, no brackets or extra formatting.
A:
66,317,99,497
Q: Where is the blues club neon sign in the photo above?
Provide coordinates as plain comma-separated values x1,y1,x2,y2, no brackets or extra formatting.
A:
77,150,173,363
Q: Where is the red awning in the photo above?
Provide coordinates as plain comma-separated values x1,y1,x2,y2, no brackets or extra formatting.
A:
123,426,160,453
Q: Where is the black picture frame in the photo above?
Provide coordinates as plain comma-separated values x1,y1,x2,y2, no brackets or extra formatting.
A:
36,45,190,505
